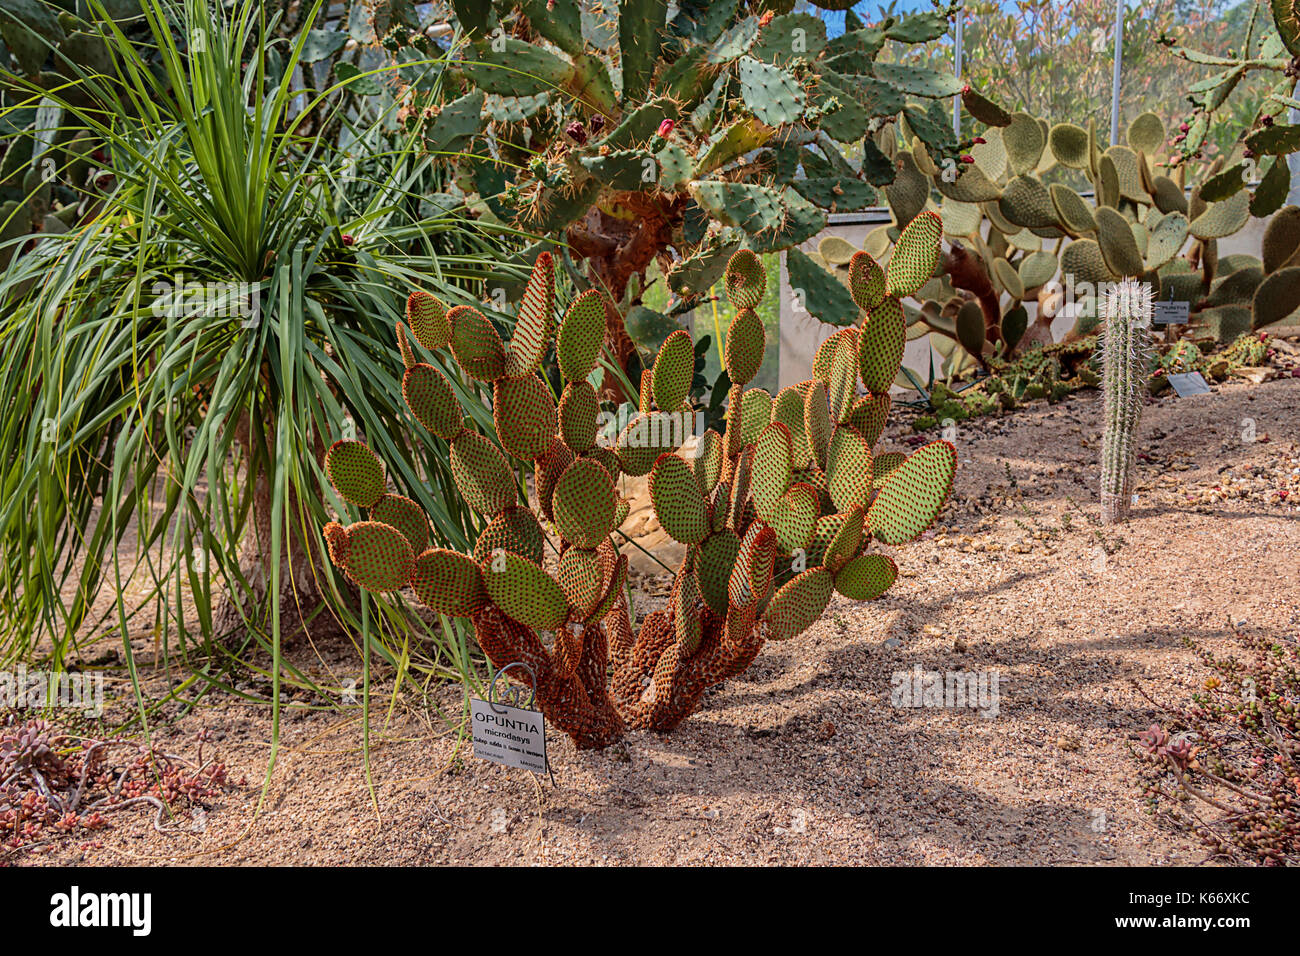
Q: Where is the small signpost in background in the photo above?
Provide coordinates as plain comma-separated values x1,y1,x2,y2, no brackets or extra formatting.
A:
1167,371,1212,397
469,662,550,778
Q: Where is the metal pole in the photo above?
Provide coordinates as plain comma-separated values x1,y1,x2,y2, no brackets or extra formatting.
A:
1290,79,1300,205
1110,0,1123,145
952,1,964,137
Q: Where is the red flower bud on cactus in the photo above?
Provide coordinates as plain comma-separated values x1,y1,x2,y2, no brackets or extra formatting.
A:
565,120,588,145
961,84,971,95
758,10,774,27
589,114,605,135
341,234,354,246
657,119,675,138
1179,123,1190,133
960,155,974,164
1262,116,1274,127
973,137,987,145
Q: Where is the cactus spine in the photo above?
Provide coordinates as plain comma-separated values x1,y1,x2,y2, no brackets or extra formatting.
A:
1100,279,1153,524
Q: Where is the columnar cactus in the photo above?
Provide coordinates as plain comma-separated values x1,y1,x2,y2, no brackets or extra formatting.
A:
1099,278,1153,525
322,226,956,749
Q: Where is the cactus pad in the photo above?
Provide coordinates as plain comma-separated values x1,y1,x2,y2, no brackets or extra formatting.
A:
724,308,766,386
325,440,386,508
557,546,606,619
804,380,832,470
558,380,599,453
617,411,685,476
370,494,429,555
447,305,507,381
871,451,907,491
845,393,891,448
848,251,887,311
868,440,956,545
450,430,517,516
696,529,741,615
403,364,464,440
729,523,777,608
481,550,570,631
1095,206,1144,277
505,253,555,378
652,330,695,412
693,429,724,495
764,568,833,641
322,521,414,593
858,296,907,395
493,374,558,462
885,210,943,298
752,422,794,523
1049,184,1097,235
821,505,864,574
650,453,711,545
740,388,773,445
834,553,897,600
1048,123,1089,168
827,330,859,424
410,548,488,617
813,328,854,382
472,505,546,566
826,425,874,511
553,457,618,548
534,438,573,521
407,290,451,351
770,482,820,554
557,289,607,383
725,249,767,310
1060,238,1115,286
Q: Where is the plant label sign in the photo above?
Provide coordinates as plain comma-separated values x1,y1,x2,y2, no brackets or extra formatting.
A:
469,698,547,773
1167,371,1211,397
1152,300,1190,325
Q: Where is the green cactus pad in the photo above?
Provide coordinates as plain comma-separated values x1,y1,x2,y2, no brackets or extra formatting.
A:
848,251,887,311
505,252,555,378
674,571,705,656
872,451,907,491
617,411,685,476
396,322,417,369
402,364,464,440
1105,146,1150,204
650,453,711,545
652,330,695,412
1060,238,1116,286
556,289,606,383
999,175,1057,230
737,388,771,446
813,328,854,382
1262,205,1300,273
1049,185,1097,236
693,429,724,496
845,393,891,448
764,568,833,641
447,305,507,381
472,505,545,567
1190,190,1250,241
1048,123,1089,168
696,528,741,616
1127,112,1164,154
492,374,557,462
774,384,816,467
534,438,573,521
834,553,898,601
827,425,874,512
819,236,856,266
827,330,859,424
1095,206,1144,278
481,550,569,631
752,422,794,523
770,482,820,554
728,445,754,530
937,163,1002,203
724,308,766,386
868,439,956,545
588,549,628,624
557,546,606,619
729,523,778,608
553,457,618,548
941,197,982,239
1152,176,1189,215
885,211,943,298
1253,267,1300,329
1003,112,1046,176
408,547,488,617
407,290,451,350
1018,251,1059,291
370,494,429,555
322,521,413,593
1146,213,1189,271
558,380,599,453
725,248,767,310
804,380,832,471
858,296,907,395
450,430,517,516
993,257,1025,300
821,505,865,574
325,440,386,508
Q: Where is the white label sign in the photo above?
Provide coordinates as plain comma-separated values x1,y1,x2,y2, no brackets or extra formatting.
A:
470,698,547,773
1153,301,1190,325
1167,371,1211,397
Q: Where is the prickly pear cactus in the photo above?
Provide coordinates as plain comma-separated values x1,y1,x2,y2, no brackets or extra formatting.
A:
1099,279,1153,524
322,241,956,749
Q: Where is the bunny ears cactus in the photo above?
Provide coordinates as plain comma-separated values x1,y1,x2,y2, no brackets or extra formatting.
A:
321,242,956,749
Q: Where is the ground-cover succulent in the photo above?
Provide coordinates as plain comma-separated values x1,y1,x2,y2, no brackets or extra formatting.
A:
321,219,956,749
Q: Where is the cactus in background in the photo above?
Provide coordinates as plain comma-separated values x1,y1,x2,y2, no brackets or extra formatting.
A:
416,1,980,382
1099,278,1153,524
321,230,955,749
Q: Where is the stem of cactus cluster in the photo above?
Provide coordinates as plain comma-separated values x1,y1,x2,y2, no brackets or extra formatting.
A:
1099,279,1152,524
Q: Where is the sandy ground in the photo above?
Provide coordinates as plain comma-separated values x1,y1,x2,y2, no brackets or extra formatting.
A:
13,373,1300,867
